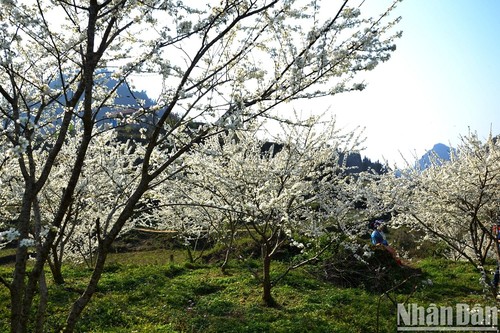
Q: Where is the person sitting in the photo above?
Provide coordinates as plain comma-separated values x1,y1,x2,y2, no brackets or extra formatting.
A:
371,220,401,265
371,220,388,246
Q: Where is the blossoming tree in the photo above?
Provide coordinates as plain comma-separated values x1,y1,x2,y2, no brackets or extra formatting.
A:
39,128,143,280
148,118,369,306
376,133,500,298
0,0,400,331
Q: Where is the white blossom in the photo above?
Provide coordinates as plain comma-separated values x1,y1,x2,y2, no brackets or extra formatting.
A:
19,238,35,247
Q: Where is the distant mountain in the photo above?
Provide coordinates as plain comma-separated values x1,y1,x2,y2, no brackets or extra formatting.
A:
95,74,156,121
417,143,453,170
49,70,156,121
107,80,155,110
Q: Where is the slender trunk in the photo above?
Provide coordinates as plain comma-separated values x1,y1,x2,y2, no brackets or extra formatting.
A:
49,203,78,286
186,246,194,263
48,250,65,285
10,190,34,333
35,271,48,333
262,245,276,307
221,230,235,275
10,248,29,333
34,199,48,333
63,243,109,333
63,183,149,332
221,243,232,275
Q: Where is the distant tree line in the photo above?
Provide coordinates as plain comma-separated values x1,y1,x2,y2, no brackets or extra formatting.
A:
340,151,387,174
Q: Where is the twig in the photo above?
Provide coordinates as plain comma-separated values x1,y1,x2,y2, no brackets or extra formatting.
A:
376,273,421,333
0,276,11,290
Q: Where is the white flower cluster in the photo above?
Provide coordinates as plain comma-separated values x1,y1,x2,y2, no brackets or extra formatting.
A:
6,136,29,157
0,228,34,248
19,238,35,248
421,278,433,286
290,239,305,249
149,115,367,275
0,228,20,245
362,244,373,259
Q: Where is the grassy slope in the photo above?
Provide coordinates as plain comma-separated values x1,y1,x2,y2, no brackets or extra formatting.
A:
0,249,493,333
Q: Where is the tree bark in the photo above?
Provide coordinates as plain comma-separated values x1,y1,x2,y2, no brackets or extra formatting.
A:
10,189,34,333
48,252,65,285
35,271,48,333
221,234,234,275
262,245,276,307
63,244,109,333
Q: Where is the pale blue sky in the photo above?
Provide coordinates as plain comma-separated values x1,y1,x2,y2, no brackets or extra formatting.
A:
329,0,500,166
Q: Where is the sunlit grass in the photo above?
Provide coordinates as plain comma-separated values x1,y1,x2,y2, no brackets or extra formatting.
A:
0,249,494,332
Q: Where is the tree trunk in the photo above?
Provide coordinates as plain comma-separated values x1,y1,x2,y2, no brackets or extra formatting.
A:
63,244,109,333
10,247,28,333
221,230,235,275
262,246,276,307
186,245,194,263
48,251,65,285
35,271,48,333
10,190,34,333
63,182,149,332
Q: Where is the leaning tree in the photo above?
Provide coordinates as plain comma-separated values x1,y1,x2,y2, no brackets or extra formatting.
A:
0,0,401,331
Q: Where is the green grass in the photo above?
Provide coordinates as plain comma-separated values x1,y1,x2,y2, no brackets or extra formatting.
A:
411,257,488,303
0,250,496,332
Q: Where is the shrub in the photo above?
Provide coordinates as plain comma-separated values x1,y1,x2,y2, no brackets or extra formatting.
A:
312,242,421,293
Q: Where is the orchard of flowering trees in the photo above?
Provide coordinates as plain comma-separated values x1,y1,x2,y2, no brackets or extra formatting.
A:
0,0,402,332
1,0,499,331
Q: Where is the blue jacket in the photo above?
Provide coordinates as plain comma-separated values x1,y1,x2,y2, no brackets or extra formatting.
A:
371,230,388,246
